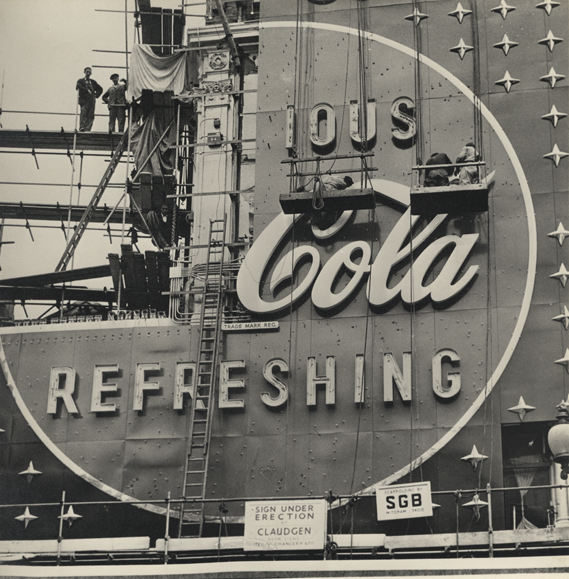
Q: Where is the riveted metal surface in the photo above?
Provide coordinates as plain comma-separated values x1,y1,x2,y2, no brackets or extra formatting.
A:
551,92,569,194
214,331,251,438
285,318,313,435
63,328,132,443
5,441,66,506
63,439,126,493
532,192,567,304
14,330,76,445
123,437,186,501
1,334,22,391
253,111,290,217
207,435,248,500
244,433,287,498
489,90,555,194
0,337,17,441
308,431,373,496
433,307,489,429
485,1,551,94
125,326,192,440
283,433,310,496
499,302,566,424
372,426,440,488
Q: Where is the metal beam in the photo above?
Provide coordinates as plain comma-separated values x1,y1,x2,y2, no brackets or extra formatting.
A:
213,0,241,69
0,202,134,224
0,285,115,303
0,265,111,287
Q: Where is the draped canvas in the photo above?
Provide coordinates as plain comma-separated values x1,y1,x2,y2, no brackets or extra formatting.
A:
130,110,177,179
511,459,539,530
130,45,190,100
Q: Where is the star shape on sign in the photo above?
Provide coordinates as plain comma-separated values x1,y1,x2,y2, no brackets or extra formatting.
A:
494,34,518,56
405,8,428,25
550,263,569,287
536,1,560,15
552,305,569,330
508,396,536,422
542,105,567,128
461,445,488,470
448,2,472,23
540,67,565,88
450,39,474,60
543,144,569,167
549,222,569,245
462,494,488,510
555,348,569,371
491,0,516,20
59,505,83,527
538,30,563,52
18,461,42,484
15,507,38,529
462,494,488,522
495,71,520,93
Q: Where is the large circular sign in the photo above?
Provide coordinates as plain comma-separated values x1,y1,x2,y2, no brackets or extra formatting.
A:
0,21,536,509
241,21,537,493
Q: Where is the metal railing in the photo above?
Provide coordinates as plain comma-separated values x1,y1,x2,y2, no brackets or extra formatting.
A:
2,482,568,564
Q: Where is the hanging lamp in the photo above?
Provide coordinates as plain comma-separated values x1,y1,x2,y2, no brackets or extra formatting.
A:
547,400,569,479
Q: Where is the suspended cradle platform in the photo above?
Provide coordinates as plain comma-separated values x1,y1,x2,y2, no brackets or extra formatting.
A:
410,171,496,215
279,188,376,214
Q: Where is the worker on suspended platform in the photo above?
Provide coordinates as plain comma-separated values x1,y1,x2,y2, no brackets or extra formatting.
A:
423,152,454,187
453,142,480,185
296,174,354,194
296,174,354,227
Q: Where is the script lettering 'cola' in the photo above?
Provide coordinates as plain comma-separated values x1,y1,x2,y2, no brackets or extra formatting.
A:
237,205,479,314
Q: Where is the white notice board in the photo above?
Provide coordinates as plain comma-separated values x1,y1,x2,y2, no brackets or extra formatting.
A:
376,481,433,521
244,499,326,551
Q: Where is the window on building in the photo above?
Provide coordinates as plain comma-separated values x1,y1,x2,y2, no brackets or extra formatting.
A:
502,423,554,530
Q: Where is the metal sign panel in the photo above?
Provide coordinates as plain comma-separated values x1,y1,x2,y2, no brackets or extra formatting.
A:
244,499,326,551
376,482,433,521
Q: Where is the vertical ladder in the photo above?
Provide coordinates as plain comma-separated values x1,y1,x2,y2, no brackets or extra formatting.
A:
55,131,129,272
178,218,227,538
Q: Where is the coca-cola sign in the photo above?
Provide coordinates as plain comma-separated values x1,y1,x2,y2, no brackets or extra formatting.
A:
237,180,479,314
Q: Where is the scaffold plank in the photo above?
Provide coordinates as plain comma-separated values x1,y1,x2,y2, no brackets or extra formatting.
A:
0,129,129,152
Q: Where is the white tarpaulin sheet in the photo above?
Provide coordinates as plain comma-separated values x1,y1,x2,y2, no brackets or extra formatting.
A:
129,45,190,99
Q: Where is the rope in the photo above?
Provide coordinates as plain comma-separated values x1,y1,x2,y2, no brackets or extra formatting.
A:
347,1,375,514
65,95,80,243
470,0,484,176
171,102,182,250
411,0,424,170
311,159,324,211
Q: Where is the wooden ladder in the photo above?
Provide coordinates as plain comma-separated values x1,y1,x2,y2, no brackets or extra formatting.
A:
55,131,129,272
178,218,227,538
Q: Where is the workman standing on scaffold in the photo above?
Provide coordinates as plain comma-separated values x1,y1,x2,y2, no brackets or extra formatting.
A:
102,74,128,133
76,67,103,132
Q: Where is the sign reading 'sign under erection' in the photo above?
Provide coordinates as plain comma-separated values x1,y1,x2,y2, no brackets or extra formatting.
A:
244,500,326,551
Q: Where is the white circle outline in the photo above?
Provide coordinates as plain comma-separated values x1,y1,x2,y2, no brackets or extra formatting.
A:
0,21,536,509
261,21,536,492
